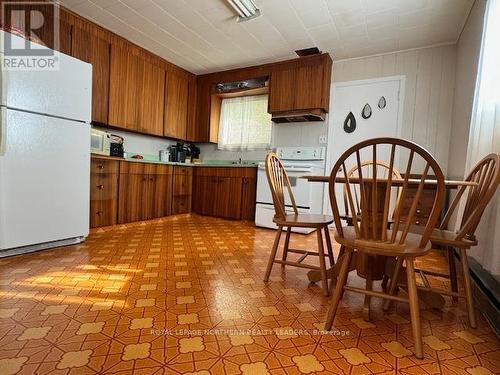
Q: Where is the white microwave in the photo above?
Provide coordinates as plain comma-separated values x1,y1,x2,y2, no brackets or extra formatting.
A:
90,128,111,156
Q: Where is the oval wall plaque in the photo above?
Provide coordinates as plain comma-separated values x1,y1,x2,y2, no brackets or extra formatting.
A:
362,103,372,119
344,112,356,133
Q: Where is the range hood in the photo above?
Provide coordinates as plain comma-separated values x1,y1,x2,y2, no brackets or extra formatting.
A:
271,109,326,123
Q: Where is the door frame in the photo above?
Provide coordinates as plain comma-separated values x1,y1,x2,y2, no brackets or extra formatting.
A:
323,75,406,214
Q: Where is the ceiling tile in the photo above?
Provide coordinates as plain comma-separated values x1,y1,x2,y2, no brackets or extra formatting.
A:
59,0,474,74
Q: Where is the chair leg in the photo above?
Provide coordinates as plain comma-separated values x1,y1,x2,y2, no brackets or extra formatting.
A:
383,257,404,311
447,247,459,303
281,227,292,267
325,249,352,331
459,248,477,328
363,264,373,322
324,226,335,267
264,226,282,282
316,228,329,296
406,258,423,359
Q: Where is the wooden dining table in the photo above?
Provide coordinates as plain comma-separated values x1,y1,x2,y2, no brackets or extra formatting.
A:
303,175,477,314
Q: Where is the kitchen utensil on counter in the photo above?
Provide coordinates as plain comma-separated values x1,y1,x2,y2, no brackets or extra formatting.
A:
168,142,187,163
159,149,170,162
109,134,124,157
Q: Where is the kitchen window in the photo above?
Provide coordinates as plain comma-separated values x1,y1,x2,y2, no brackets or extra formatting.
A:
217,94,272,151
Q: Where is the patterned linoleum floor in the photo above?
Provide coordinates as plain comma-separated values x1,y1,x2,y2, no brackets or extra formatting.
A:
0,214,498,375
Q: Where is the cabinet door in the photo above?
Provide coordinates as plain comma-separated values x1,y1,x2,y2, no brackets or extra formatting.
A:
295,64,324,110
268,68,296,113
193,175,208,214
241,177,257,220
109,45,141,131
90,173,118,227
141,175,156,221
137,61,165,136
215,177,242,219
185,78,201,142
164,71,189,139
152,174,173,218
118,174,145,223
72,26,110,124
194,77,212,143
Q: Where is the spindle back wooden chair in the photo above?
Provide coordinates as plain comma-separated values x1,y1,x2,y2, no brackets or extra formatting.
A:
385,153,500,328
263,152,335,295
325,138,445,359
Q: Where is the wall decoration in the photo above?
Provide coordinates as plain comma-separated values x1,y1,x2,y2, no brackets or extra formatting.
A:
344,112,356,133
378,96,386,109
362,103,372,119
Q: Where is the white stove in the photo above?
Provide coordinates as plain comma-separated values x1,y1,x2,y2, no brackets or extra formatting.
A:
255,147,326,234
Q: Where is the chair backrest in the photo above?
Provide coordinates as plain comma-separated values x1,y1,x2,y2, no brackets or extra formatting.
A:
440,153,500,242
265,152,298,219
343,160,403,220
329,138,445,250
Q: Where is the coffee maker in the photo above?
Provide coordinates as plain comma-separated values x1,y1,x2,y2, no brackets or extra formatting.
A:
168,143,187,162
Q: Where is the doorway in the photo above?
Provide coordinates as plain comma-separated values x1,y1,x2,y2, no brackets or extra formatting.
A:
324,76,406,214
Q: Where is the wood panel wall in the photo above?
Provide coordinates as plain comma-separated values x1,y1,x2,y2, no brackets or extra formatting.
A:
332,45,457,175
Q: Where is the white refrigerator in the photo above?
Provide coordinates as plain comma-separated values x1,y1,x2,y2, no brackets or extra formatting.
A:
0,31,92,257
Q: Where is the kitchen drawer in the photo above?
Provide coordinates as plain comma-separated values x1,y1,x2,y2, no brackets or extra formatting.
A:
91,158,119,174
90,173,118,228
120,161,173,175
172,195,191,214
174,166,193,176
90,199,117,228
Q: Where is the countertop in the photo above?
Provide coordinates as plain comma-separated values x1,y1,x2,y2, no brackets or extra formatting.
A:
91,154,259,168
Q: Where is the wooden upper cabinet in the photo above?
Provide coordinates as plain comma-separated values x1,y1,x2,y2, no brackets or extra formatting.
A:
164,71,189,139
137,60,165,136
268,54,332,114
193,77,212,143
268,68,296,113
71,26,110,124
109,44,141,131
295,64,325,110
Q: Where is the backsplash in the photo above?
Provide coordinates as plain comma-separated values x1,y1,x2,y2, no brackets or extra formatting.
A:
198,119,328,161
94,119,328,162
93,126,176,157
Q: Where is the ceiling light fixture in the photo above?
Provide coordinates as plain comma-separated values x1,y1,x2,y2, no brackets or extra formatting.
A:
226,0,261,22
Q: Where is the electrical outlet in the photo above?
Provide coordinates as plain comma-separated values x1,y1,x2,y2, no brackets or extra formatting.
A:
318,135,327,144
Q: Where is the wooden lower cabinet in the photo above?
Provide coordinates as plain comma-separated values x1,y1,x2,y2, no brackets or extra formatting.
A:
90,159,119,228
193,167,257,220
90,158,257,227
172,166,193,214
241,177,257,220
118,162,173,224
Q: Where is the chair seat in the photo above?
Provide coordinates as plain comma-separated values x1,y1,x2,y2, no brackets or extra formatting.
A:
409,225,477,248
334,226,431,257
273,214,333,228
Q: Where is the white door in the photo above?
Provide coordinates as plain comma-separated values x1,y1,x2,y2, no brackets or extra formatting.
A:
324,76,405,214
0,108,90,250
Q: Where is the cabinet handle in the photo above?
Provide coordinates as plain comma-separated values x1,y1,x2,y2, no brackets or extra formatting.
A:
416,209,421,214
98,185,104,190
98,164,104,169
96,211,103,216
150,177,154,181
415,220,420,225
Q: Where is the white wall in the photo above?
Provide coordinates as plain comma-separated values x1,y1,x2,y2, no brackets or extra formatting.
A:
93,126,176,157
448,0,487,179
332,45,457,176
198,120,328,161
